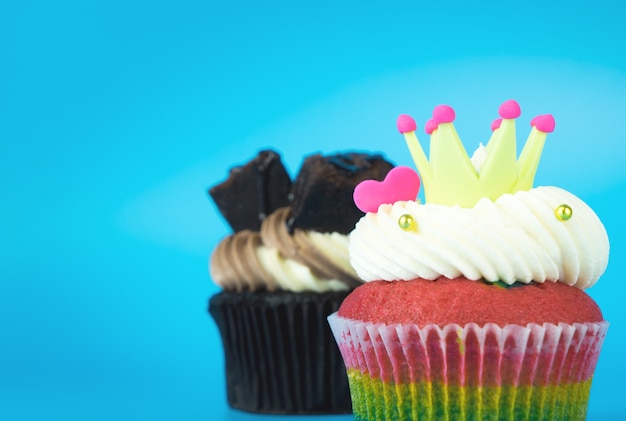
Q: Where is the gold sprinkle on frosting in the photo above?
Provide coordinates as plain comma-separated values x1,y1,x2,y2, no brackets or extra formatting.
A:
555,204,573,221
398,214,416,231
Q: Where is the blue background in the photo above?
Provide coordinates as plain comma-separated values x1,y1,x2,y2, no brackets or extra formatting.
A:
2,1,626,420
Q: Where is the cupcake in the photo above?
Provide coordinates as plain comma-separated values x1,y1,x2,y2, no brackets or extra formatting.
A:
208,149,394,414
328,100,610,420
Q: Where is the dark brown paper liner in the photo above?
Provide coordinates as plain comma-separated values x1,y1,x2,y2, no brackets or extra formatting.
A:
209,290,352,414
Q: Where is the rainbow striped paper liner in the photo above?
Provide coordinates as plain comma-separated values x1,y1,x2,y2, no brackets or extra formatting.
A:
328,313,608,421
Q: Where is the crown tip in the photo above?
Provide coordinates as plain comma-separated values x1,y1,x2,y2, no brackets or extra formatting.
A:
491,118,502,131
432,105,455,124
499,99,521,119
397,114,417,133
425,119,437,134
531,114,556,133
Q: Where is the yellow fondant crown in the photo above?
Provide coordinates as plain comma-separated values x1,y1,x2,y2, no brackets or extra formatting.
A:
397,99,555,207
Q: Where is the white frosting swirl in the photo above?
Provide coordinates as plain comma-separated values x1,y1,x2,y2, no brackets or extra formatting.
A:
211,205,361,293
256,239,351,293
211,228,356,293
257,230,355,292
349,186,609,289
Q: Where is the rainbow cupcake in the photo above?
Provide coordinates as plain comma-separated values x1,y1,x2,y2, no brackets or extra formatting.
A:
328,100,609,420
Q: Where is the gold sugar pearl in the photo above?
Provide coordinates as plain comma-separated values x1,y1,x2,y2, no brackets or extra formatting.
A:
555,204,573,221
398,214,417,231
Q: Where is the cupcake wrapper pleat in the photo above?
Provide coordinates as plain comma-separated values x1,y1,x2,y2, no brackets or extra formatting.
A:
209,291,352,414
328,313,608,421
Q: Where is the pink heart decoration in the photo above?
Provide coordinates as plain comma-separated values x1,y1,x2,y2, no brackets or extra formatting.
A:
353,166,421,213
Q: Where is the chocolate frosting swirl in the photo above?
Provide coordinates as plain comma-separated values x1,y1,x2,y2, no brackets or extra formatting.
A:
211,207,361,292
210,230,279,292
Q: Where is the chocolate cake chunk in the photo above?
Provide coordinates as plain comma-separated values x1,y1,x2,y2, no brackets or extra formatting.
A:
210,150,292,232
287,152,393,234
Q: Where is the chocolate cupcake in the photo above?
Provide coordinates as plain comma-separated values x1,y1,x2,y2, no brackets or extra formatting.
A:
208,149,393,414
